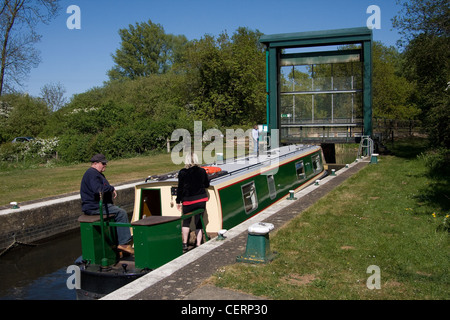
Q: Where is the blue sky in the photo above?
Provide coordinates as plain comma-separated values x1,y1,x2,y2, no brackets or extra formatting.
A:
24,0,404,99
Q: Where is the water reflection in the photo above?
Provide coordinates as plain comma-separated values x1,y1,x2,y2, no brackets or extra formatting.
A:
334,144,359,164
0,230,81,300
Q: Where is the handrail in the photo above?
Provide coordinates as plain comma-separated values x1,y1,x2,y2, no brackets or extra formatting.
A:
98,197,109,267
357,135,374,158
103,209,209,242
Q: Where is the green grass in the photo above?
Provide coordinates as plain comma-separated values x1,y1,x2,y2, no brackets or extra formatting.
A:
212,138,449,299
0,153,183,207
0,141,250,207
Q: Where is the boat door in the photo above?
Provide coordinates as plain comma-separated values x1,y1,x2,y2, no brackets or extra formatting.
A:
140,189,162,218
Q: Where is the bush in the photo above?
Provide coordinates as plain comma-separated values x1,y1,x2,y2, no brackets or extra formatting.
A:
0,138,59,164
57,132,93,163
418,148,450,176
0,142,22,162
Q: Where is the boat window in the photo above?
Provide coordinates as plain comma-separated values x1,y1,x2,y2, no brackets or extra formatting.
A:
295,161,306,180
267,175,277,200
312,154,322,173
242,181,258,214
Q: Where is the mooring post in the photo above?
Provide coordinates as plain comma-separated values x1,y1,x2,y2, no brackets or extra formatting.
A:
236,222,276,264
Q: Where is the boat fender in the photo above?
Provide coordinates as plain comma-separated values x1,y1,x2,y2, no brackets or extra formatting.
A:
203,166,222,175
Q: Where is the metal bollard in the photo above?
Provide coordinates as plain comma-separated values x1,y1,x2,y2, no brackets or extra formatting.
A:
286,190,297,200
236,222,276,264
370,153,379,164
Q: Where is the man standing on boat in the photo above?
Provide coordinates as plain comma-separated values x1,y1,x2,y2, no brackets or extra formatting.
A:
80,153,134,255
176,152,210,251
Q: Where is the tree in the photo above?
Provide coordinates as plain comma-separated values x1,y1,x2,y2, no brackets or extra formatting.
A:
108,19,187,81
393,0,449,148
40,82,67,111
393,0,449,45
181,27,266,126
372,41,419,119
0,93,50,141
0,0,60,95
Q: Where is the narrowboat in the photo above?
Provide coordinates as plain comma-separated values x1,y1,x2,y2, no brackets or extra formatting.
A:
74,144,326,300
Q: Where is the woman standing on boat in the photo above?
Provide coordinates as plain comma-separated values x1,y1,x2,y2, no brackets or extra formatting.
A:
176,152,210,251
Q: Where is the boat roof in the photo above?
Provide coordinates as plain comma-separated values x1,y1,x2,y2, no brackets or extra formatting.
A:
208,144,320,185
142,144,320,187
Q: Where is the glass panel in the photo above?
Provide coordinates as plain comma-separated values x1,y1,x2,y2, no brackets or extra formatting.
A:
295,161,306,180
297,94,313,123
280,66,292,92
280,62,362,93
242,181,258,214
312,154,322,173
353,92,363,121
334,93,352,123
313,64,331,91
352,62,363,90
294,65,312,92
267,175,277,200
314,94,332,122
280,95,294,124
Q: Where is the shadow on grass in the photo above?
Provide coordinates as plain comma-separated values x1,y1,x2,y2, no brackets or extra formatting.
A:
385,137,429,159
415,179,450,213
387,137,450,214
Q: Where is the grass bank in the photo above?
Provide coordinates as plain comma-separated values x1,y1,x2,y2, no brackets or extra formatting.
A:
0,138,255,207
0,153,183,207
212,138,449,299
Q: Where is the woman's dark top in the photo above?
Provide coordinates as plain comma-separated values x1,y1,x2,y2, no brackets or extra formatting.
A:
176,166,210,205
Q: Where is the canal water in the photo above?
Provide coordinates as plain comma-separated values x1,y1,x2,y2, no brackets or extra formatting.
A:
0,229,81,300
0,145,359,300
334,144,359,164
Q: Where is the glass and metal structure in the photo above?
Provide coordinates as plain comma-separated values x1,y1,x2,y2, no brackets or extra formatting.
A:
260,27,373,144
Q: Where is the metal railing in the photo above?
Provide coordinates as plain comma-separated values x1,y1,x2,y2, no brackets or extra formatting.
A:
357,136,374,158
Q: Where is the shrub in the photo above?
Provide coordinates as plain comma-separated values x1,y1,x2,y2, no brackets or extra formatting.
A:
0,137,59,164
57,132,93,163
418,148,450,176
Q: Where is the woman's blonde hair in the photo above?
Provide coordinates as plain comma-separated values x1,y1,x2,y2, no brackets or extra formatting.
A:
184,152,199,168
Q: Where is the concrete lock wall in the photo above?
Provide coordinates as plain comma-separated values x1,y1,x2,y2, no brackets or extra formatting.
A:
0,183,137,250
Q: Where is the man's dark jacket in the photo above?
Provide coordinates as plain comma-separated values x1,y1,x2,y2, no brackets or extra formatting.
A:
80,167,115,212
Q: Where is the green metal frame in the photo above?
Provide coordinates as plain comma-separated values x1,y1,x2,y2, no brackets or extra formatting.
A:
79,202,118,266
132,216,182,269
79,207,208,270
259,27,373,143
132,209,206,269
